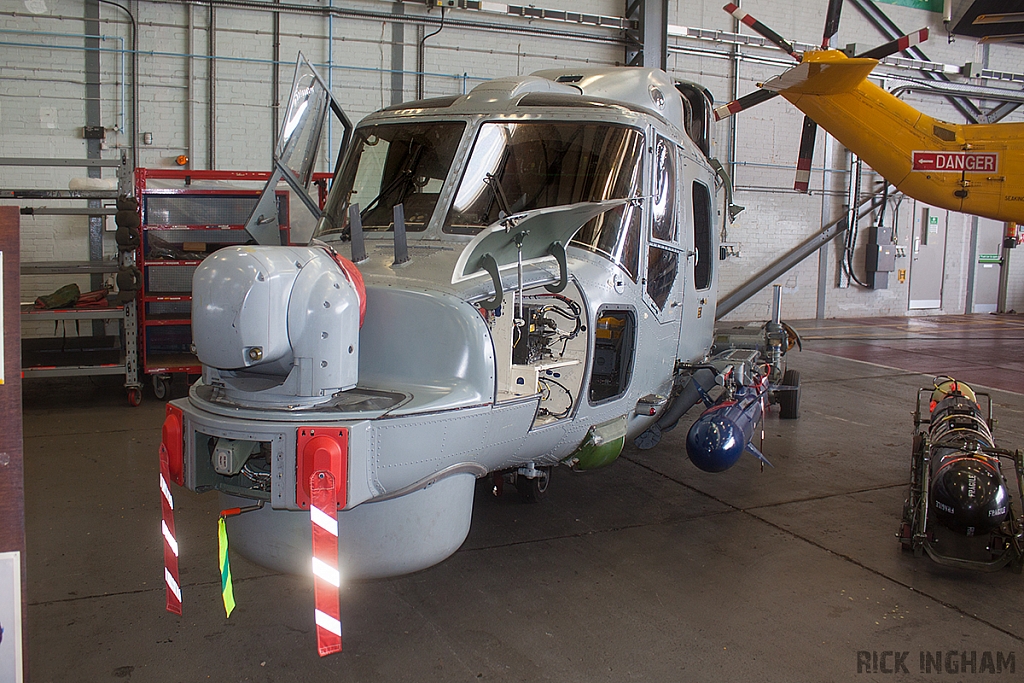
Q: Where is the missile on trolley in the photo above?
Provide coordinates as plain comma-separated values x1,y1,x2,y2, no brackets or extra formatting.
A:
926,380,1008,535
686,385,772,473
900,377,1024,572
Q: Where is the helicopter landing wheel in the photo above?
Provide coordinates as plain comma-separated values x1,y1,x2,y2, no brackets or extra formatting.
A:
516,466,552,502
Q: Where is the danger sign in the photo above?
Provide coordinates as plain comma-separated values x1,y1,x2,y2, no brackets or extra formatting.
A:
912,151,998,173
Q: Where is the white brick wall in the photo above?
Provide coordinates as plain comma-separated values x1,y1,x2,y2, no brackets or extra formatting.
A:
4,0,1024,335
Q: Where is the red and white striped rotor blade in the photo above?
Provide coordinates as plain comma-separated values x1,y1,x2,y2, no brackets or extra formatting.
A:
724,3,800,61
714,89,779,121
821,0,844,49
855,28,929,60
794,116,818,193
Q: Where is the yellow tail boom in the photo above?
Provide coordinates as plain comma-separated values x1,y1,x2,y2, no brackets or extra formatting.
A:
763,50,1024,223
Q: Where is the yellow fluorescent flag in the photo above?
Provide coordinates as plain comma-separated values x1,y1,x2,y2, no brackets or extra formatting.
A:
218,517,236,618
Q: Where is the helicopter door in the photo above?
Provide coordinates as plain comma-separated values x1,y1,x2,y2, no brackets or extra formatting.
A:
677,155,717,362
644,136,685,324
243,53,353,245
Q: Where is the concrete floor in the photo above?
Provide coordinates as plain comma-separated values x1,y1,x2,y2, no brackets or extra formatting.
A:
20,315,1024,682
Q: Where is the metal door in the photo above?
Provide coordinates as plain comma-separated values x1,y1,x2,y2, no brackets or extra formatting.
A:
908,203,947,310
970,217,1003,314
677,154,716,362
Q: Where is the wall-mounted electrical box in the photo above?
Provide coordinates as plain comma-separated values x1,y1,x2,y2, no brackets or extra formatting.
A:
866,225,897,289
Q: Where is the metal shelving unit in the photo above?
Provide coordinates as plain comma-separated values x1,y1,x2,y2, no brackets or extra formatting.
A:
135,169,291,399
2,154,142,404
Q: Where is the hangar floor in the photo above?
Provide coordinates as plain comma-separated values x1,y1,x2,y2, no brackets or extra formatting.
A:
20,314,1024,682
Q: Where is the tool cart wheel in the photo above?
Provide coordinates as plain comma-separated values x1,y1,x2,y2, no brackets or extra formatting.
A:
152,374,172,401
127,387,142,407
898,522,913,551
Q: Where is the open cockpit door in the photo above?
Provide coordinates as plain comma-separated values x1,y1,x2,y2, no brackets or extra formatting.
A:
244,53,353,245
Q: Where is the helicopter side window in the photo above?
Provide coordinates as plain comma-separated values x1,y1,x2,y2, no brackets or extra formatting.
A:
646,134,681,312
646,246,679,311
589,309,635,403
445,122,645,281
692,181,713,290
315,121,465,237
651,136,676,242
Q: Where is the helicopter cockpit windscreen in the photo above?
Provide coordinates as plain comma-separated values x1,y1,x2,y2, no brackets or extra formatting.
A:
445,122,644,280
316,121,465,237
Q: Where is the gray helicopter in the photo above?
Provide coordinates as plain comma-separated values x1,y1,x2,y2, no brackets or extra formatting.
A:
158,56,797,593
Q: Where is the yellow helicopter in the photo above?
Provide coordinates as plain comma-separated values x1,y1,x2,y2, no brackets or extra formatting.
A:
716,2,1024,224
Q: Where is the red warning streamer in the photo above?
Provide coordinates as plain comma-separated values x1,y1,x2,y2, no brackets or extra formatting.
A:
159,443,182,615
310,470,342,656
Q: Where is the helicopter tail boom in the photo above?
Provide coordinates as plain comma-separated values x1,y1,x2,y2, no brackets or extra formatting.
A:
762,52,877,96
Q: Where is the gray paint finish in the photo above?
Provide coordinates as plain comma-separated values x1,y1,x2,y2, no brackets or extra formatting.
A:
173,67,723,579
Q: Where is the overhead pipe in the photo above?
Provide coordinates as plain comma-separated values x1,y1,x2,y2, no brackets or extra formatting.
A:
152,0,624,46
668,23,1024,86
725,12,739,241
0,29,127,135
187,4,194,167
890,82,1024,106
816,132,837,318
326,0,334,171
96,0,138,172
0,36,474,82
85,0,104,306
417,7,446,100
0,34,488,108
15,4,1024,88
12,13,1024,106
271,0,281,156
209,3,216,169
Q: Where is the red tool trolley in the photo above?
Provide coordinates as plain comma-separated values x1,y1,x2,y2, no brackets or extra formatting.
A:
134,169,292,399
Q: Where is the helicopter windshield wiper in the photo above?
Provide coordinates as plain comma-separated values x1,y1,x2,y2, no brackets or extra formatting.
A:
359,142,424,221
483,172,512,219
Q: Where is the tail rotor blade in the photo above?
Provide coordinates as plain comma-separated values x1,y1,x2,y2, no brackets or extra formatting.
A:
723,3,800,61
856,28,929,60
713,89,779,121
794,116,818,193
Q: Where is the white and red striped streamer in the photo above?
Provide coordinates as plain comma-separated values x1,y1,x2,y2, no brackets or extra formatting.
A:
310,470,342,656
159,443,182,615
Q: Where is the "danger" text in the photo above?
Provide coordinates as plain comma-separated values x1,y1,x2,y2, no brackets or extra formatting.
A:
912,151,999,173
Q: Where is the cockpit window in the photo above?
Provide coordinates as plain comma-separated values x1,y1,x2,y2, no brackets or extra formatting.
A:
315,121,465,238
444,121,644,280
